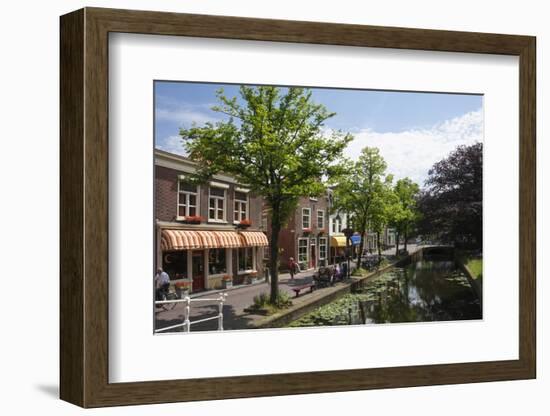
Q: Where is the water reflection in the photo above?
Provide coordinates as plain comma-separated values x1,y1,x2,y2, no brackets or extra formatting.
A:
289,259,481,328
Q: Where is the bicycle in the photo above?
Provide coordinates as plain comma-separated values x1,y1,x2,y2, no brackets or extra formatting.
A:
156,288,180,311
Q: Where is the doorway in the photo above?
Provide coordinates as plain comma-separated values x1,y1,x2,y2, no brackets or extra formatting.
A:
310,241,316,269
192,251,205,292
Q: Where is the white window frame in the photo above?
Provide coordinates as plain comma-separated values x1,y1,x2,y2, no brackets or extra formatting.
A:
317,209,325,229
208,185,227,223
237,247,256,274
302,208,311,230
297,238,309,264
176,178,199,220
319,237,327,260
233,190,249,224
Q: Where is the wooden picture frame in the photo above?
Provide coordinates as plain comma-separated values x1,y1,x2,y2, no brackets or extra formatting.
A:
60,7,536,408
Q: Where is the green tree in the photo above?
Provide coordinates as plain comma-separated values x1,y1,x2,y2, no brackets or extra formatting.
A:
389,178,420,255
180,86,352,304
331,147,389,268
369,175,395,258
418,143,482,248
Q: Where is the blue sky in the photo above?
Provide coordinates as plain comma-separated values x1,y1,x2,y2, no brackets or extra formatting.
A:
155,81,483,185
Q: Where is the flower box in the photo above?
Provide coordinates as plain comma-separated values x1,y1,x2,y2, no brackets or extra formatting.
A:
181,215,203,224
237,219,252,228
302,228,312,234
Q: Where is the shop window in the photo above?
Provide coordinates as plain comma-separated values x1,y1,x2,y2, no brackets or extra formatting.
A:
238,247,254,272
162,251,188,280
208,248,227,275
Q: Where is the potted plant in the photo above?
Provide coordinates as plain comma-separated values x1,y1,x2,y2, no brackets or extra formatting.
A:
318,228,327,235
222,275,233,289
302,227,312,234
181,215,203,224
247,271,259,284
174,280,191,298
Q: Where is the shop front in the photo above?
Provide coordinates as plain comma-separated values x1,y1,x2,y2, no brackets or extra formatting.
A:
159,229,268,292
329,235,347,264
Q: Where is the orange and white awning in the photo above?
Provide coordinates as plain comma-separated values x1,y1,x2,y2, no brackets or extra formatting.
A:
240,231,269,247
161,229,268,251
161,230,204,251
213,231,242,248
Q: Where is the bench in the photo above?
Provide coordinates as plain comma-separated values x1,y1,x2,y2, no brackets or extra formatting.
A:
290,283,315,298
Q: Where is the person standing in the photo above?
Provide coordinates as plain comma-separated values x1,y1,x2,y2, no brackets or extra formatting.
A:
155,267,170,301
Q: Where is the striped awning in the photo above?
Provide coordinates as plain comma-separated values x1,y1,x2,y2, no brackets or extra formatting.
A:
161,229,266,250
161,230,239,251
240,231,269,247
213,231,242,248
161,230,204,251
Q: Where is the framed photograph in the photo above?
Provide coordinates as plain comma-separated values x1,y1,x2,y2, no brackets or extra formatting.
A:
60,7,536,408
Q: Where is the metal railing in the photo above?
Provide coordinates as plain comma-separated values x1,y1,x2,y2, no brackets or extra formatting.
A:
155,292,228,334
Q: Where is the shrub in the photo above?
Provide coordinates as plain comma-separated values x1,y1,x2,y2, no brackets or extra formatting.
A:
253,292,270,308
252,291,292,310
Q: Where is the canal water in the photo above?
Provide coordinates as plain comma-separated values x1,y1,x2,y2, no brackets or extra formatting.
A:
288,258,482,328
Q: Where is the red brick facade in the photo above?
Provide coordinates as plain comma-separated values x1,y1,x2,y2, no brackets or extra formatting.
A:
155,151,267,291
266,195,330,272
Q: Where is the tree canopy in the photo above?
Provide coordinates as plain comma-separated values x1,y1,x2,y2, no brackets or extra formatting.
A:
418,142,482,248
388,178,420,254
180,86,352,303
331,147,392,264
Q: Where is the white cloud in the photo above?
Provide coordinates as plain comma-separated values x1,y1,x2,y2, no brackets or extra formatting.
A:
344,109,483,186
156,135,187,156
156,107,220,126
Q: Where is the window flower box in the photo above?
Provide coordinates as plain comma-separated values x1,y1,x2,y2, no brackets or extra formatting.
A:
237,219,252,228
181,215,203,224
318,229,327,235
302,228,312,234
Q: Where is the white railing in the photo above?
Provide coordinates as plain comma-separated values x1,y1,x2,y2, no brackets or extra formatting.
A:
155,293,228,334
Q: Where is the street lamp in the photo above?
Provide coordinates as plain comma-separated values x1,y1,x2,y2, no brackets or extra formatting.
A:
342,221,354,279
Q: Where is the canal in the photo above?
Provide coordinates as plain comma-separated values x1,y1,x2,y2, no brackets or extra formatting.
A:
288,256,482,328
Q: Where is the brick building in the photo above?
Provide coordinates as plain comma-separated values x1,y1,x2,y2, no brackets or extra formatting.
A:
272,195,330,272
155,150,268,292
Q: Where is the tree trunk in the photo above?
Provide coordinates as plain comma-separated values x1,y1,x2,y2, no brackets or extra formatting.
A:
376,231,382,257
395,232,400,256
269,213,281,305
404,232,408,252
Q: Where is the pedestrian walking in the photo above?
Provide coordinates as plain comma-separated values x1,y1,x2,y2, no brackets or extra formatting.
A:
288,257,298,279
